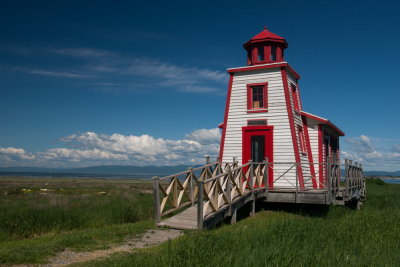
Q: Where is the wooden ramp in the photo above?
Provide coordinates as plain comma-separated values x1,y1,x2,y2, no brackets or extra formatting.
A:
153,160,366,230
157,206,198,230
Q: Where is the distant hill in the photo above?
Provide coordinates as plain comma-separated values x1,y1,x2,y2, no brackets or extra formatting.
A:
0,165,399,178
0,165,198,178
363,170,400,177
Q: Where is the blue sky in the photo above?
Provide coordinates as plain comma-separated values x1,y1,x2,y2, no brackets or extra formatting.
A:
1,0,400,170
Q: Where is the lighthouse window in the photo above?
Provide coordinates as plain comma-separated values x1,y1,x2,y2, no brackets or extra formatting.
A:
246,82,268,112
271,46,277,61
257,46,265,61
252,86,264,108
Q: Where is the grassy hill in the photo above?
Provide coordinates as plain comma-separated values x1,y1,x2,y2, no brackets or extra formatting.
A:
0,178,399,265
82,179,400,266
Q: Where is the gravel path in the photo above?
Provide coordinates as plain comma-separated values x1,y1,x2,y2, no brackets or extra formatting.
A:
14,229,183,267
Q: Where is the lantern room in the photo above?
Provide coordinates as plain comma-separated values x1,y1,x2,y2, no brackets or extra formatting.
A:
243,26,288,65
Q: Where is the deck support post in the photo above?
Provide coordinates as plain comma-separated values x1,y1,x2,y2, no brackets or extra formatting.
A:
231,208,237,224
251,198,256,217
152,176,161,223
197,181,204,230
206,155,210,165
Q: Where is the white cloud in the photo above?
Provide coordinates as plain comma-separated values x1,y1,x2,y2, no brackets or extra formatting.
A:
0,147,35,166
26,69,90,78
46,48,116,58
7,45,227,93
392,144,400,152
43,148,128,161
342,135,400,171
0,128,221,167
185,128,221,144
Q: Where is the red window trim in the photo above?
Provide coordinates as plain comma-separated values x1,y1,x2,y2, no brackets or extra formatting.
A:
298,125,307,155
291,83,300,114
246,82,268,113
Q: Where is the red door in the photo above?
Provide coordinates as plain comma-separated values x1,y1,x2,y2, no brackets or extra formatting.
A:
242,126,273,188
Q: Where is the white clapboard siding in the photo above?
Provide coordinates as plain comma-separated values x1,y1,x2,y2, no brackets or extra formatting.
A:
222,67,297,187
287,72,312,187
306,118,321,188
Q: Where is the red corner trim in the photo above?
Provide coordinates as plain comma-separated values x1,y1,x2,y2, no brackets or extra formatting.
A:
318,124,324,188
228,62,301,80
219,73,234,161
302,116,317,188
281,67,304,189
300,111,345,136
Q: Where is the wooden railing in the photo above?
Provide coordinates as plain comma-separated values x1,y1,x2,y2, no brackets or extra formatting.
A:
198,161,268,228
152,160,233,223
153,158,362,229
344,159,365,200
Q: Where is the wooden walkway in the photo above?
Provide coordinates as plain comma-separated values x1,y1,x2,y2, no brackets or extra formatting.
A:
158,206,198,230
153,160,365,230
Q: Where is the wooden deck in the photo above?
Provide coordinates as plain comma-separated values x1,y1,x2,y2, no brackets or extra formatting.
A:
153,160,365,230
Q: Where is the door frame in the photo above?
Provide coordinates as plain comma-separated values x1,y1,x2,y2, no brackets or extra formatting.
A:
242,125,274,188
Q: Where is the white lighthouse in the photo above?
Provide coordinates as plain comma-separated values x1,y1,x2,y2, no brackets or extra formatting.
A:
218,27,344,189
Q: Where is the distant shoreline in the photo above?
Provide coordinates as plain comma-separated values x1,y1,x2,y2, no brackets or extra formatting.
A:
0,172,155,180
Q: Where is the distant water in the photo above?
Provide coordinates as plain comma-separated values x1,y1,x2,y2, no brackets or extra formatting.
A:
383,179,400,184
0,171,155,179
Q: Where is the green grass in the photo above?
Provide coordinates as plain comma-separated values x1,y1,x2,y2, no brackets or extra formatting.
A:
0,221,153,264
82,179,400,266
0,177,155,264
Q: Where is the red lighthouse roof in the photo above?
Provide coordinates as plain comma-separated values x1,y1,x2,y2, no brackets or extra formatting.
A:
251,27,285,41
244,27,288,48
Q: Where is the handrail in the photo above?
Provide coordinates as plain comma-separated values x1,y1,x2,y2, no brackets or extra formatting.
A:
153,158,364,227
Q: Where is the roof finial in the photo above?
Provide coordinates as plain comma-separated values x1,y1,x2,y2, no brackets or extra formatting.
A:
264,26,268,30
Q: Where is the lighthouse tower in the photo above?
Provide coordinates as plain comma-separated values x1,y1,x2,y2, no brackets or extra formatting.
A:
219,28,344,189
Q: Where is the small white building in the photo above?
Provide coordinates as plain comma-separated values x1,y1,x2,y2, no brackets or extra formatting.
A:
218,28,344,189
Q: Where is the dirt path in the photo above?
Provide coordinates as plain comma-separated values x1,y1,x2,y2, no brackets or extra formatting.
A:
36,229,182,266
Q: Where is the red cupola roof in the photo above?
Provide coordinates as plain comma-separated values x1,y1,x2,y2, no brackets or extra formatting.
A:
243,27,288,66
244,27,288,49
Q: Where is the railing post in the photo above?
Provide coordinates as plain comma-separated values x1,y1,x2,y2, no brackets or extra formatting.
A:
206,155,210,165
188,167,195,206
326,159,331,203
226,165,232,204
345,159,349,200
248,160,254,190
360,163,366,198
152,176,161,223
355,162,359,188
349,160,353,195
249,161,256,217
295,163,298,203
263,157,269,190
197,180,204,230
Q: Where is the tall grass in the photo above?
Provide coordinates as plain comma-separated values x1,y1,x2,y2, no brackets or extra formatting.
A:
85,179,400,266
0,180,153,241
